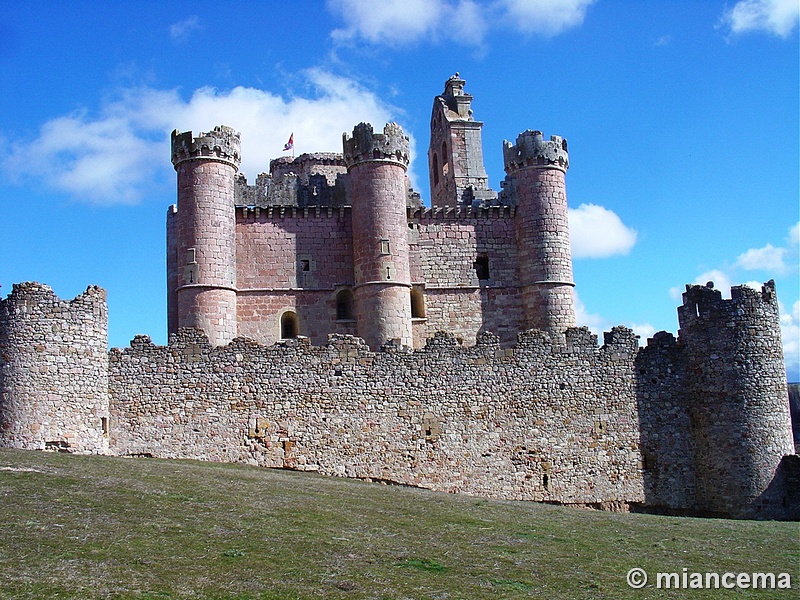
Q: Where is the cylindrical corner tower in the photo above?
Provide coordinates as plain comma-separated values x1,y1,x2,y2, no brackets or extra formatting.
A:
678,281,794,518
0,283,109,454
505,130,576,337
343,122,413,349
170,126,240,346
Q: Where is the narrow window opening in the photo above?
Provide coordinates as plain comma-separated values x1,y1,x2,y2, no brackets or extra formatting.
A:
441,141,448,165
542,473,550,491
187,248,196,264
380,239,390,255
300,259,310,272
474,254,490,280
280,311,299,339
432,154,440,186
101,417,109,437
336,289,354,320
410,288,425,318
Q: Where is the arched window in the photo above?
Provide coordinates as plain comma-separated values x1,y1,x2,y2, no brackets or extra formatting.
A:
441,141,448,165
410,287,425,319
432,153,439,186
336,289,354,320
280,311,299,339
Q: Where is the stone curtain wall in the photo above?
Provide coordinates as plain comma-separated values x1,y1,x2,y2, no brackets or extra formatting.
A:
109,326,647,507
0,283,109,454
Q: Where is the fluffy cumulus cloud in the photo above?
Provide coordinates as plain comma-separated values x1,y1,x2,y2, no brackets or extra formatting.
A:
498,0,596,36
568,203,638,259
327,0,593,46
735,243,788,272
720,0,799,37
2,71,400,204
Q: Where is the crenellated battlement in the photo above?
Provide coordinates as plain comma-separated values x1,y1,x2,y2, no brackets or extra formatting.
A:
503,130,569,173
171,125,242,169
269,152,345,179
678,280,779,330
408,204,516,220
343,122,410,170
1,282,106,316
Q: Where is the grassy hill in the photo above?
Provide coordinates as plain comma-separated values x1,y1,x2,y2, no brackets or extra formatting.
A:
0,449,797,599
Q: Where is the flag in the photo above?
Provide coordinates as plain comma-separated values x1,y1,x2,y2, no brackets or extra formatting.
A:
283,133,294,151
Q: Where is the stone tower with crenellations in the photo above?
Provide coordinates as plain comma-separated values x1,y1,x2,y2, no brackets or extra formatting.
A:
169,125,241,347
1,74,796,520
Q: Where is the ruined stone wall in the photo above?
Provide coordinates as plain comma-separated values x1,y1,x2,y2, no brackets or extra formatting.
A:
634,331,696,511
108,326,646,507
0,283,109,454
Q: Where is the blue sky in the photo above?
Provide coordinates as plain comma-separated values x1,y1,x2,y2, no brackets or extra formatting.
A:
1,0,798,379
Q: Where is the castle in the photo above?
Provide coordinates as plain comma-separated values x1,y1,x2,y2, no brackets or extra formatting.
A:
1,75,796,520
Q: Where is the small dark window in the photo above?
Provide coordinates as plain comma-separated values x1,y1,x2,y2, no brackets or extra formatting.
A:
280,311,298,339
542,473,550,491
300,259,310,272
432,154,439,186
336,289,354,320
411,288,425,318
474,254,490,280
441,141,448,165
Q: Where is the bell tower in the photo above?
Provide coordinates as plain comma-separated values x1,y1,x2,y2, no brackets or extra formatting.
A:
428,73,496,207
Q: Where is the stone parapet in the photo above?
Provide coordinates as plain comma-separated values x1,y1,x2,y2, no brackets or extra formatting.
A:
503,130,569,173
343,123,410,170
171,125,242,169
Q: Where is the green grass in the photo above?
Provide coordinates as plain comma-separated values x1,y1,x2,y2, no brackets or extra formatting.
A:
0,448,797,599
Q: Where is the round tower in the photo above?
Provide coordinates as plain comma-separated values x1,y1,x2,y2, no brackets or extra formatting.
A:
170,126,240,346
678,281,794,518
0,283,109,454
504,130,576,337
343,122,413,349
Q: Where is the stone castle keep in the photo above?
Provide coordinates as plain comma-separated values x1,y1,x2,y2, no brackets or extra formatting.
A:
1,75,797,519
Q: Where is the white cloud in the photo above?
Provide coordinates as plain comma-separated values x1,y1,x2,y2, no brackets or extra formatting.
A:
2,71,403,204
498,0,595,36
329,0,447,45
568,203,638,258
169,16,202,43
789,221,799,247
327,0,590,46
781,300,800,381
720,0,799,37
735,243,787,272
692,269,734,296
